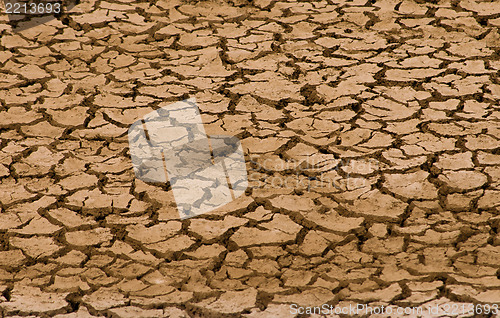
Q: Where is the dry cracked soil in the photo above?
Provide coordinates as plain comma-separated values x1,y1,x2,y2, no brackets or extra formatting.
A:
0,0,500,317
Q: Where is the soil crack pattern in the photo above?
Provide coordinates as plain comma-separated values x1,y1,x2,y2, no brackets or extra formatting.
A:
0,0,499,317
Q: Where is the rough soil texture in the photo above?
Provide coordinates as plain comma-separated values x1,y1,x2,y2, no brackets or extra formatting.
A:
1,0,500,317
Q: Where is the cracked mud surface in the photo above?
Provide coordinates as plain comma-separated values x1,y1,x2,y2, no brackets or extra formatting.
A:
1,0,500,317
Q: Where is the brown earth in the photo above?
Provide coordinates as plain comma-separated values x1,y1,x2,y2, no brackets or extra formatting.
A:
0,0,500,317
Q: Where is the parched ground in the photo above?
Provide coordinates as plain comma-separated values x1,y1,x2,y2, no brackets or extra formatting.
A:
0,0,500,317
